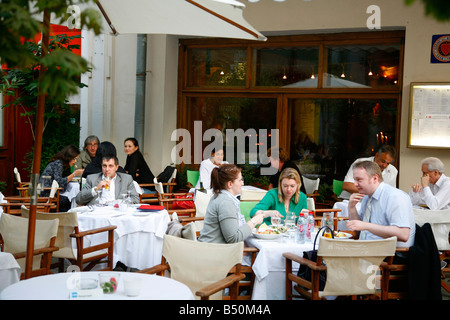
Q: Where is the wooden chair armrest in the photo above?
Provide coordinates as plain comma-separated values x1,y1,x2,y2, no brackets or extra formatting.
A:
178,216,204,223
13,246,59,259
395,247,410,253
283,252,327,271
314,208,342,214
196,273,246,299
137,264,170,275
70,225,117,238
159,198,194,204
244,246,259,254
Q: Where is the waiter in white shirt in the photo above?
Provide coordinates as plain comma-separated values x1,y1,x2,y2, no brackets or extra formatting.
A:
409,157,450,210
339,145,398,200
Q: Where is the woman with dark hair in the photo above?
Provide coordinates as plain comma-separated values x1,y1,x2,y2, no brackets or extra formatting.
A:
123,137,155,193
40,145,84,211
82,141,126,178
198,164,280,244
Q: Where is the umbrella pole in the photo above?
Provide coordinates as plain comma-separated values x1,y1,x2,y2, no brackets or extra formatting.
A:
24,9,50,280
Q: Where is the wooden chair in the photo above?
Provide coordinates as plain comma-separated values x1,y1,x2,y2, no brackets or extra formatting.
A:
303,176,320,200
13,167,30,197
414,208,450,294
186,170,199,189
139,171,177,204
283,236,397,300
138,234,245,300
154,180,196,218
0,213,59,279
21,206,117,272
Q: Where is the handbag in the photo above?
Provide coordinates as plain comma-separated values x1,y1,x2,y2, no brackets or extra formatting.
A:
297,226,334,291
171,193,195,209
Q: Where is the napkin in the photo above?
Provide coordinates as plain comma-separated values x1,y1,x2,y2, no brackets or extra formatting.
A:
137,205,165,211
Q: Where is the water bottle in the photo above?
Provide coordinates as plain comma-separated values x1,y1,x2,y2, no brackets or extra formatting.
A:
296,213,305,244
306,211,315,243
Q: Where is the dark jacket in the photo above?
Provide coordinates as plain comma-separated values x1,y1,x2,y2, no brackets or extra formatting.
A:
408,223,442,300
270,160,307,195
124,150,155,184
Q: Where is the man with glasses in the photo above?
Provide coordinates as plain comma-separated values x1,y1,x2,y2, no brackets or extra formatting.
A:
75,135,100,169
339,145,398,200
409,157,450,210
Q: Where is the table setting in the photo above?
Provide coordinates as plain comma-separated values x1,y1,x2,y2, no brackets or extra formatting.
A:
0,271,194,300
70,203,170,270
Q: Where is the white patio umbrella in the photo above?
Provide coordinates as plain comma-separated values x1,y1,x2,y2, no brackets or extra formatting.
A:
283,73,370,88
93,0,266,40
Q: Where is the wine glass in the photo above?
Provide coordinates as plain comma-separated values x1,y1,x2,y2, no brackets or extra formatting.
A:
271,216,281,230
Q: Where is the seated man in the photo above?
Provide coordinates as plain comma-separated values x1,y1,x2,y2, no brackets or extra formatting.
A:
409,157,450,210
339,145,398,200
347,161,415,249
75,155,139,206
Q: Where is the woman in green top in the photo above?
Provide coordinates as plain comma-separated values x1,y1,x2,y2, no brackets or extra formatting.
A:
250,168,307,224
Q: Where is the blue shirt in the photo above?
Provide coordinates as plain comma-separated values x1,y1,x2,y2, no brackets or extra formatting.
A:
359,182,415,247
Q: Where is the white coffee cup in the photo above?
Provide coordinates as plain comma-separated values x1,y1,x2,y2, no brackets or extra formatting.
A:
124,276,142,297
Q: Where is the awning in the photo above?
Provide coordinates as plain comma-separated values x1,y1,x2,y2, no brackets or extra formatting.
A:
95,0,266,41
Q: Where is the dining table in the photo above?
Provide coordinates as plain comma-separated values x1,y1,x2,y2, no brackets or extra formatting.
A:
0,252,21,293
0,271,194,300
245,233,314,300
72,204,170,270
60,180,81,209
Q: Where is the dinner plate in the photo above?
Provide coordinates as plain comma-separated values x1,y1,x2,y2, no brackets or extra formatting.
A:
252,230,282,240
334,231,352,239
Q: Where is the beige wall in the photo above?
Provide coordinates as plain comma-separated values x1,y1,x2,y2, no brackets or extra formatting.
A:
242,0,450,192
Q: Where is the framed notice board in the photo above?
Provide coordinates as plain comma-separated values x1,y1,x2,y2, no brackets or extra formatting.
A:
408,82,450,149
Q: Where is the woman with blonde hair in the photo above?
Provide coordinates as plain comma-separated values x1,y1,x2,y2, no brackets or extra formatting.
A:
250,168,307,225
199,164,280,244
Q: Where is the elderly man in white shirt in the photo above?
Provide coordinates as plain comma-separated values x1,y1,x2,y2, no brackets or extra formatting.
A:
409,157,450,210
339,145,398,200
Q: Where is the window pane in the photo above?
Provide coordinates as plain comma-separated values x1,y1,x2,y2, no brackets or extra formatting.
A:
289,98,397,181
186,97,277,165
325,44,400,88
187,48,247,87
254,47,319,87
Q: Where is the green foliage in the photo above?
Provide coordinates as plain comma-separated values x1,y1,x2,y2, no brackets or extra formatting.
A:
240,164,270,190
406,0,450,22
0,0,102,102
0,181,7,192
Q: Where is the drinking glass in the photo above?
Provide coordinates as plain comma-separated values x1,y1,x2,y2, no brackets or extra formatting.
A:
271,216,281,228
285,212,296,241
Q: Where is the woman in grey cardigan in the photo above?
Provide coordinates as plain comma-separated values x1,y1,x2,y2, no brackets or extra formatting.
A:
198,164,278,244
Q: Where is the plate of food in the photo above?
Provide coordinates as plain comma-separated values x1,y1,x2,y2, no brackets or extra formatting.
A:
334,231,353,239
252,223,283,240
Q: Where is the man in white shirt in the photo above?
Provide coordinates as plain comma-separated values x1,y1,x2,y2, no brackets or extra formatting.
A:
409,157,450,210
347,161,415,248
339,145,398,200
75,156,139,206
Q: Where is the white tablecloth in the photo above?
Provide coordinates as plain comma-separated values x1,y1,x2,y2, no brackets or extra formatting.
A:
76,206,170,270
0,271,194,300
0,252,21,293
245,236,313,300
60,181,81,209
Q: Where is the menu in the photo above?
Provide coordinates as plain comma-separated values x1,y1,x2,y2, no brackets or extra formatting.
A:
409,83,450,148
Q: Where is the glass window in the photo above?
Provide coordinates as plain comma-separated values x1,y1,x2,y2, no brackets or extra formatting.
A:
289,98,398,179
186,97,277,165
254,47,319,87
187,48,247,87
325,44,401,88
